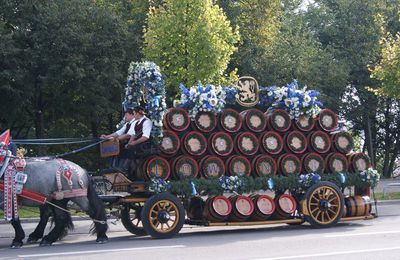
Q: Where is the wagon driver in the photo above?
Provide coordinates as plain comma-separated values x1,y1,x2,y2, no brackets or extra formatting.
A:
125,105,153,151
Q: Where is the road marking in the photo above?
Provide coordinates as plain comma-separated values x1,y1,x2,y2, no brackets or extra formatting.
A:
324,230,400,238
19,245,185,258
253,246,400,260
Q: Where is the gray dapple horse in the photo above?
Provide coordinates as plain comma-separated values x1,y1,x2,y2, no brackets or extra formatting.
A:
0,156,108,248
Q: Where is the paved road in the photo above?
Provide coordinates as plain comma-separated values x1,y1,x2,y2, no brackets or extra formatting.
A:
0,201,399,260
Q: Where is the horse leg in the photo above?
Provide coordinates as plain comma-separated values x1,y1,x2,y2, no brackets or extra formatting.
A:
27,204,52,243
72,181,108,243
10,218,25,249
40,200,71,246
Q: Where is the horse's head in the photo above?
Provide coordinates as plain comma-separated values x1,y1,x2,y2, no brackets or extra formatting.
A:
0,130,10,162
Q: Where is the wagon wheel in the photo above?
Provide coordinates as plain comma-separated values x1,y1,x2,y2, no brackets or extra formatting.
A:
141,192,185,239
120,202,147,236
303,181,344,228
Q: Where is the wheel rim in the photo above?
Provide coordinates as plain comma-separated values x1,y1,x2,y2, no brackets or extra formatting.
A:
148,200,180,233
308,185,341,225
127,203,144,229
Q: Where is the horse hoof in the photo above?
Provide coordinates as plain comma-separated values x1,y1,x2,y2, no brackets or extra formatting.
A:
27,236,40,244
39,240,53,247
96,236,108,244
10,241,23,249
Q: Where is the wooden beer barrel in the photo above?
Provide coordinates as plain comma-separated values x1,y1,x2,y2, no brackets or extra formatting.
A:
182,131,207,156
302,153,325,173
260,131,284,155
159,130,181,156
229,195,255,221
317,108,338,132
250,194,275,221
208,132,234,156
240,109,267,133
252,155,277,177
325,153,348,173
331,132,354,154
164,107,191,132
308,131,331,154
203,196,232,222
271,194,297,220
219,109,242,133
344,196,372,217
265,109,292,132
200,155,225,178
348,153,371,173
226,155,252,177
171,155,199,180
141,156,171,181
234,132,259,156
284,131,307,154
194,111,217,132
294,115,316,132
277,154,302,176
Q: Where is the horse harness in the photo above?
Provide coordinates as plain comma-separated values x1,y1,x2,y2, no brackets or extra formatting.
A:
0,156,87,221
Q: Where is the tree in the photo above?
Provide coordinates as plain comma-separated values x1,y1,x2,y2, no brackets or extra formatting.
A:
370,24,400,176
306,0,382,166
143,0,240,96
0,1,128,168
371,31,400,98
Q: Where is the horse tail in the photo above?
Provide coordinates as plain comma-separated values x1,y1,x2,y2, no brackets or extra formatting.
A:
86,175,108,238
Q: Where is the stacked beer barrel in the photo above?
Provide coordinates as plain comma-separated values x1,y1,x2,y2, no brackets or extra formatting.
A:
140,106,371,181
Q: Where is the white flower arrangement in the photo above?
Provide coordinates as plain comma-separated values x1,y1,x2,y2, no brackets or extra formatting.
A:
260,80,323,120
359,168,380,187
175,82,227,118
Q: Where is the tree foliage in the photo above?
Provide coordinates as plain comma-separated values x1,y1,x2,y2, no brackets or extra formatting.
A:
143,0,240,96
371,31,400,99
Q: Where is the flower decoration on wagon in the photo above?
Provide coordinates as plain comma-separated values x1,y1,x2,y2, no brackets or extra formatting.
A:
175,82,228,118
123,61,168,143
359,168,380,188
298,173,321,189
219,176,243,193
259,80,323,120
148,177,171,193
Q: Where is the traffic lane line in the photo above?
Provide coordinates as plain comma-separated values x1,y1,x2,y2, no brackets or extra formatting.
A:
18,245,185,258
252,246,400,260
324,230,400,238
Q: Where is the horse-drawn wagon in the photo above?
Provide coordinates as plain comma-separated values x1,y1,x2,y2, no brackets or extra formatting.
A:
93,63,378,239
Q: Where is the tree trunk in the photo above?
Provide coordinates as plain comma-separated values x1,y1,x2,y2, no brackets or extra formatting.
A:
365,114,375,166
389,141,400,177
382,98,392,177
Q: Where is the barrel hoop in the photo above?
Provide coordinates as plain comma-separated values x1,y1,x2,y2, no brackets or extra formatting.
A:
260,131,284,154
286,131,307,154
183,131,207,156
234,196,254,216
310,131,331,153
236,132,259,156
160,130,180,155
165,108,190,131
212,196,232,216
220,109,242,133
318,108,338,132
194,111,217,132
